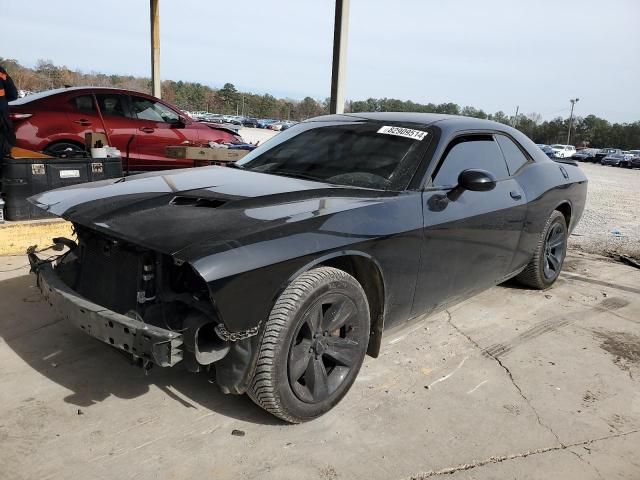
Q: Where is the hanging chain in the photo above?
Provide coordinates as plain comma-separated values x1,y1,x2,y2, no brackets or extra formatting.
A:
215,323,259,342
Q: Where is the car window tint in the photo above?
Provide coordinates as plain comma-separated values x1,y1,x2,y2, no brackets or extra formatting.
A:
433,136,508,187
238,122,427,190
73,95,95,114
130,96,179,123
95,94,127,118
495,135,529,175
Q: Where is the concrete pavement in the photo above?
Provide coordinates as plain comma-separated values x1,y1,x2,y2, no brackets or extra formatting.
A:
0,250,638,479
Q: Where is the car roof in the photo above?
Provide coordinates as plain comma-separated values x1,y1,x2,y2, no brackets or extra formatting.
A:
306,112,518,132
305,112,550,164
10,86,147,105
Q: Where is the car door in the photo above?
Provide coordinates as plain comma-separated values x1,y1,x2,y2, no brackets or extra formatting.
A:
410,133,527,318
128,95,198,170
93,92,137,157
65,93,102,143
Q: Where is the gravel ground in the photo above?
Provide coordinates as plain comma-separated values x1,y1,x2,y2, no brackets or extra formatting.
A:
569,162,640,260
237,132,640,260
239,127,278,145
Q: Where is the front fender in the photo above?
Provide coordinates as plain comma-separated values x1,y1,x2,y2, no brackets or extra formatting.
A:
201,194,424,394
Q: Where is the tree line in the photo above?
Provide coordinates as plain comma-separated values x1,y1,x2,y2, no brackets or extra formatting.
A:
2,57,638,149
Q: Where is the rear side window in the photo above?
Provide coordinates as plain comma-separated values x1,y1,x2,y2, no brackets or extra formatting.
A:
73,95,95,114
495,135,529,175
95,94,128,118
433,135,508,187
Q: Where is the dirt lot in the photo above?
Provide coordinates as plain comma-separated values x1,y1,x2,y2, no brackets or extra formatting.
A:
569,162,640,260
239,126,278,146
0,154,639,480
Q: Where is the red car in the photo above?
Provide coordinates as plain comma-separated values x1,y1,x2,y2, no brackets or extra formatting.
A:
9,87,243,171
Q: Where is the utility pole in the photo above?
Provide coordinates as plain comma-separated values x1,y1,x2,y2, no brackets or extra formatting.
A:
567,98,579,145
150,0,161,98
329,0,350,114
513,105,519,127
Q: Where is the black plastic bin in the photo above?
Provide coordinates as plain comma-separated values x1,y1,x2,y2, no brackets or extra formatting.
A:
1,157,123,221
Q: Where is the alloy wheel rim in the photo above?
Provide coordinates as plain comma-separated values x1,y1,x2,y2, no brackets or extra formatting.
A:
288,293,362,404
543,223,566,280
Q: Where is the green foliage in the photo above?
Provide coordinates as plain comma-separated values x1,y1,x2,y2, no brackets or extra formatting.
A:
1,58,637,148
348,97,638,149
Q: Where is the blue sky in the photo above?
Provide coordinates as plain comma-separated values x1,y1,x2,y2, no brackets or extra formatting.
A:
2,0,639,122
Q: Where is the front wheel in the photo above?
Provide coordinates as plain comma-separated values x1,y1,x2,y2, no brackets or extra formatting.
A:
248,267,370,423
516,210,567,289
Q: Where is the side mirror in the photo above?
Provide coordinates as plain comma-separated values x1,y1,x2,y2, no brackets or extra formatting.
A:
447,169,497,201
458,169,497,192
172,116,188,128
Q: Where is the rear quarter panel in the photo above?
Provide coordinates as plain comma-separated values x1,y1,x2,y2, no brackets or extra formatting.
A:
515,160,587,268
13,92,85,150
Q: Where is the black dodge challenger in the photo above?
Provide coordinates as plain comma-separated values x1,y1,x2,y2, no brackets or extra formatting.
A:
28,113,587,422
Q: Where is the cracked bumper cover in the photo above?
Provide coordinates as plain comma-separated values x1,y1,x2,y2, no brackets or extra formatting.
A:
29,255,184,367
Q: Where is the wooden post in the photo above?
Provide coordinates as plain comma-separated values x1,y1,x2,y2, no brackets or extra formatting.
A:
150,0,161,98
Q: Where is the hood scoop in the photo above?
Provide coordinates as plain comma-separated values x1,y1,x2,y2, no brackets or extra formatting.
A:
171,196,227,209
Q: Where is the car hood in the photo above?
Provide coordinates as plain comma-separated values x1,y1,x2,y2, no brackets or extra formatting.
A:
28,167,392,260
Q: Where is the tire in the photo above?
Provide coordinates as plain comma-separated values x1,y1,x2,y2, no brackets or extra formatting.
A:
516,210,568,290
248,267,370,423
44,141,86,158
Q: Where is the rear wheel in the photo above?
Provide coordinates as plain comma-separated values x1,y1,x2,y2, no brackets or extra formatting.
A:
516,210,567,289
44,141,85,158
248,267,370,423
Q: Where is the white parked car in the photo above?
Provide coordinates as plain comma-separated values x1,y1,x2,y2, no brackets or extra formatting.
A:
550,144,576,158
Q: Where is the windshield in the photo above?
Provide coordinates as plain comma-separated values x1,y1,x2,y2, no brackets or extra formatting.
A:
236,121,430,190
551,144,565,149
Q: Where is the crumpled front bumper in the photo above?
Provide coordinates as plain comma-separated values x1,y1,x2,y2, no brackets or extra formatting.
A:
29,254,183,367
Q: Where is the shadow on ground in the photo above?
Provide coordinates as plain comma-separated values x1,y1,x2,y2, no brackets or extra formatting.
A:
0,273,281,425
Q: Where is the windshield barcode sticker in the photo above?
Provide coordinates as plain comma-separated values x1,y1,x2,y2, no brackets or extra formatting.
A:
377,126,428,141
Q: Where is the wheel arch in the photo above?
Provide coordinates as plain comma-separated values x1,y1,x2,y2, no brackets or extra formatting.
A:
44,139,86,155
287,251,387,358
554,201,572,229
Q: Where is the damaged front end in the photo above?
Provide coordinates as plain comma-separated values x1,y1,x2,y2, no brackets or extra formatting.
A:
28,225,231,373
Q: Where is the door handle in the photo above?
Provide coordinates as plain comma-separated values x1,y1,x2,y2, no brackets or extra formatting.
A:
139,127,155,133
510,191,522,200
73,119,92,126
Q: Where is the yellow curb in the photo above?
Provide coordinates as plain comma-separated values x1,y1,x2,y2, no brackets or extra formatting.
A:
0,219,75,256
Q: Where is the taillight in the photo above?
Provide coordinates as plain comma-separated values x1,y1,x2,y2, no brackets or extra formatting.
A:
10,113,33,121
